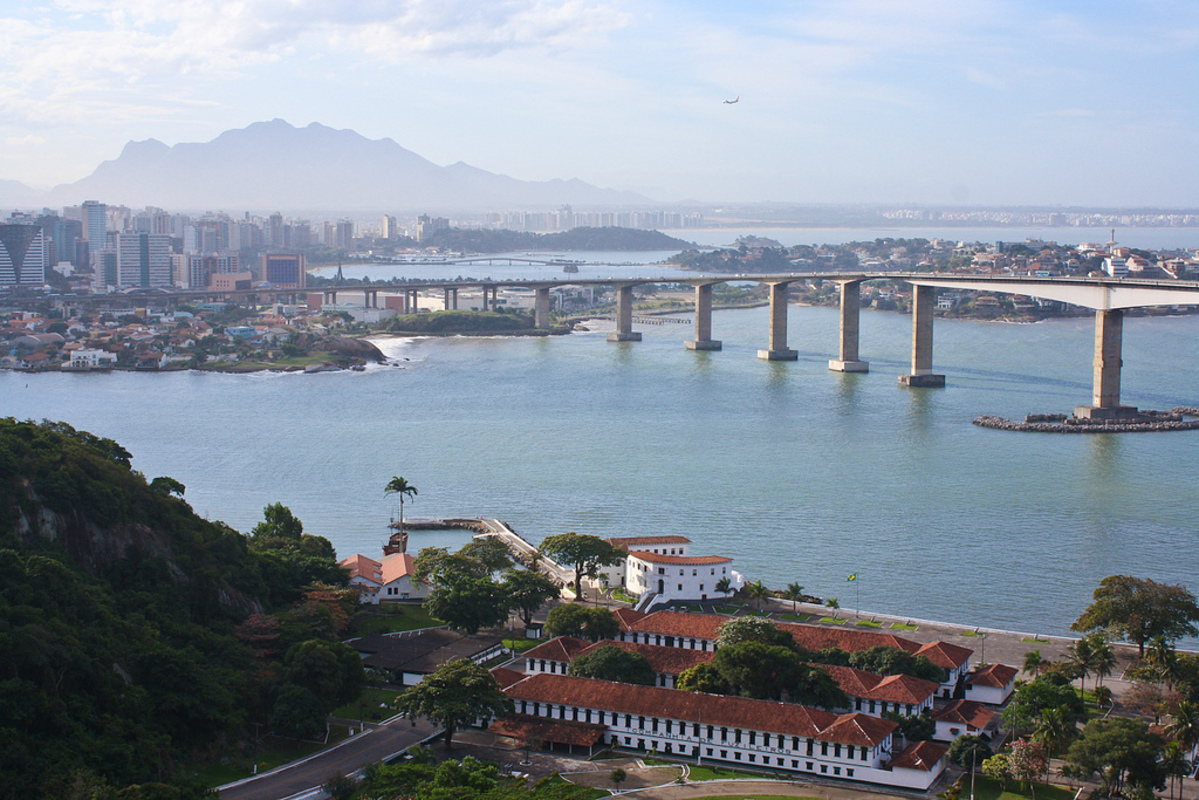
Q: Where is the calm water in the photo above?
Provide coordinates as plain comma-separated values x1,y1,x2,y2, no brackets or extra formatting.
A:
6,302,1199,638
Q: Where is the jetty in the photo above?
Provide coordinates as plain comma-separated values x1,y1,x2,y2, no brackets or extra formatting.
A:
385,517,574,589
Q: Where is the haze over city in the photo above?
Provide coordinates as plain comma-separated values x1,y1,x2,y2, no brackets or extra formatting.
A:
3,0,1197,208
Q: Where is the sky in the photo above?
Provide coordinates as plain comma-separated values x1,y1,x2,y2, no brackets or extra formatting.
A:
1,0,1197,207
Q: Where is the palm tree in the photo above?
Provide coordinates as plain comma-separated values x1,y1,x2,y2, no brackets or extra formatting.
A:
1023,649,1047,678
384,476,418,534
1162,741,1190,800
1088,635,1115,688
1066,635,1095,695
1032,706,1073,782
745,580,770,612
715,576,731,597
1146,635,1179,688
784,582,805,614
1166,700,1199,762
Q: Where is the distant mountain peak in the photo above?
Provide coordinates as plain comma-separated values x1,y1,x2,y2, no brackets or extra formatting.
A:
31,121,651,212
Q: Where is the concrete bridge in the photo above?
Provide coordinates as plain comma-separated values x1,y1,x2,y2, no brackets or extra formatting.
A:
104,272,1199,419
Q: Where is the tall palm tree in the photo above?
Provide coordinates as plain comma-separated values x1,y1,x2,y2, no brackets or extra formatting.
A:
1166,700,1199,761
1023,649,1047,678
1162,741,1190,800
384,476,418,534
1066,636,1095,695
1088,635,1116,688
784,582,805,614
745,580,770,611
715,576,731,598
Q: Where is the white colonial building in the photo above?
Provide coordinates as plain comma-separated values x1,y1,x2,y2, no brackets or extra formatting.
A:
340,552,430,603
598,536,744,607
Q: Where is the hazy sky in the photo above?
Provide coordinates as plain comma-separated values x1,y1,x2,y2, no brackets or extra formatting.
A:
2,0,1197,206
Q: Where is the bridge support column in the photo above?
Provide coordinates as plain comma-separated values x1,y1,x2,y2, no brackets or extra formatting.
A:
758,282,797,360
829,280,868,372
451,288,458,310
607,284,642,342
534,287,551,329
324,290,337,306
686,283,722,351
899,285,945,387
1075,309,1137,419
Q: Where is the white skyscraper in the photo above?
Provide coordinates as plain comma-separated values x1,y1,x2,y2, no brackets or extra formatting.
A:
115,233,172,287
0,223,46,286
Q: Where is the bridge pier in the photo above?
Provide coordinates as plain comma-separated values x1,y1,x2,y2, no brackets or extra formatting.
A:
758,282,797,360
1075,309,1137,419
444,287,460,311
685,283,722,351
364,289,378,308
323,290,337,306
607,284,642,342
899,284,945,387
829,280,868,372
534,287,551,329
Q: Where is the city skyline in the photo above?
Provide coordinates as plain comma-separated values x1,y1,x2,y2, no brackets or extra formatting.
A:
2,1,1197,207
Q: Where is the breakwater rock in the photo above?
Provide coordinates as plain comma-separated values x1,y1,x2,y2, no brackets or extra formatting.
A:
975,408,1199,433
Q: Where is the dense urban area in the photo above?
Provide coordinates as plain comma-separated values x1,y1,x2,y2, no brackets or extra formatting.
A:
5,202,1199,373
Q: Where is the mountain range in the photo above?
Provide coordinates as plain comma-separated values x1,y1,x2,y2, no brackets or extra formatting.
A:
1,120,651,213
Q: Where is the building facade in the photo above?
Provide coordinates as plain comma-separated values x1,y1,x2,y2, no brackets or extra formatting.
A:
0,224,47,287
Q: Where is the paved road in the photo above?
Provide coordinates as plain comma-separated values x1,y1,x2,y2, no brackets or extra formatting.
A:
218,719,439,800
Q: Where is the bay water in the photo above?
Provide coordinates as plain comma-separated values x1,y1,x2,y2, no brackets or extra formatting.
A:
6,299,1199,639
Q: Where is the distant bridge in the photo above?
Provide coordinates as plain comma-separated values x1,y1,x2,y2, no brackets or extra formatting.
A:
83,271,1199,419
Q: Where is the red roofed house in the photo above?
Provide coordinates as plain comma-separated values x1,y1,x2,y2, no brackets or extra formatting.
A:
930,699,998,742
964,663,1019,705
340,552,429,603
500,673,946,789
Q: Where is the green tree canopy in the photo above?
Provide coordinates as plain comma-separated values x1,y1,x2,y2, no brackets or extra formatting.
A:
715,615,796,650
544,604,620,641
676,662,731,694
1072,575,1199,655
538,532,624,599
567,645,657,686
458,538,515,574
252,502,304,543
392,659,512,750
500,569,561,628
947,734,993,769
848,646,946,684
1002,672,1087,734
424,575,510,635
414,546,490,585
1063,717,1166,798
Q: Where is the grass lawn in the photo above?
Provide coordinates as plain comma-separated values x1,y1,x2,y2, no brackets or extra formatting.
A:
331,686,401,721
351,603,443,636
189,725,353,788
962,630,981,637
543,774,609,799
891,622,919,630
855,619,883,627
687,764,783,781
818,616,847,624
969,775,1076,800
714,605,741,614
1022,636,1049,643
781,613,810,622
504,637,541,653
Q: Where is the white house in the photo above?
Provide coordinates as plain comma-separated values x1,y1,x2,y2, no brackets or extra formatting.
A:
626,551,736,605
964,663,1019,705
340,552,429,603
66,348,117,370
598,536,692,589
930,700,998,742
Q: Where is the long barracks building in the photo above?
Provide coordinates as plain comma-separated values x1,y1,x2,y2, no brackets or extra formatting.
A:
500,672,948,790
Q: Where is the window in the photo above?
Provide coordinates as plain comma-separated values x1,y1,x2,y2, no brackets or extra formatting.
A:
734,729,742,744
821,742,828,756
748,731,756,745
658,567,665,575
834,743,841,758
693,569,698,576
734,752,742,761
720,750,727,759
678,584,683,591
748,754,755,763
820,765,828,774
678,569,684,576
834,767,841,776
806,762,814,771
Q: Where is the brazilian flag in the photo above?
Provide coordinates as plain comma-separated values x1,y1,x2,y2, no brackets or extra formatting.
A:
847,573,857,582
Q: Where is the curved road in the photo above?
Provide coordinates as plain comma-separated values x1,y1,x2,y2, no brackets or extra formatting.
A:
218,718,439,800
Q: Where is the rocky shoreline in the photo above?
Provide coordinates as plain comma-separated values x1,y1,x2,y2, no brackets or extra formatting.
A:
975,407,1199,433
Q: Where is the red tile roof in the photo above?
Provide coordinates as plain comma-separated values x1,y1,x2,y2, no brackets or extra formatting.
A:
613,608,648,630
490,667,526,690
629,611,725,639
504,673,896,747
890,740,948,771
576,640,715,675
915,641,973,670
523,636,593,663
931,700,995,730
820,666,937,705
967,663,1018,689
490,714,607,747
627,551,732,565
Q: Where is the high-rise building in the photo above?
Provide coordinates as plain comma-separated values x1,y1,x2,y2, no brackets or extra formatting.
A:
382,215,398,240
0,223,46,287
261,253,305,288
115,233,172,287
81,201,107,248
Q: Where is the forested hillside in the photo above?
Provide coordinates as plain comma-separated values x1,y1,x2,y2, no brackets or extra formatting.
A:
0,419,360,799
